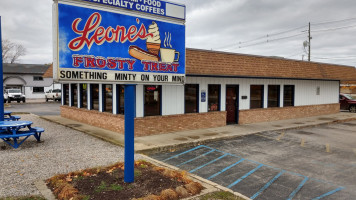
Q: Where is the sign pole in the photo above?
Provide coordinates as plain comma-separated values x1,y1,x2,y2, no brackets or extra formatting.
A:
124,84,135,183
0,16,4,121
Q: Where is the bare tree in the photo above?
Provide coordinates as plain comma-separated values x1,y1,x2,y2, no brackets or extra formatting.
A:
1,39,26,63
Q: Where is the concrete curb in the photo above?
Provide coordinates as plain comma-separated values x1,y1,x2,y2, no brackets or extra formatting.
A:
34,180,56,200
39,114,356,155
34,155,250,200
140,154,251,200
136,117,356,154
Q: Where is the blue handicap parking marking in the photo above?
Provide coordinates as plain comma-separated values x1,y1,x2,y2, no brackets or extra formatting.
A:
157,145,346,200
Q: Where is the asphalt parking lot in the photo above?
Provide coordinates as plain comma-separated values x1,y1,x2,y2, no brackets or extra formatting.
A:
5,101,60,116
150,120,356,200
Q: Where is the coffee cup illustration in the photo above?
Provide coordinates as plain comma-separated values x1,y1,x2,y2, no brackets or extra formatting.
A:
160,48,180,63
160,32,179,63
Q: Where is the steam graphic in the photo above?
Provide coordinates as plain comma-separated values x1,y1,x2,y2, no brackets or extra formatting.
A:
164,32,173,48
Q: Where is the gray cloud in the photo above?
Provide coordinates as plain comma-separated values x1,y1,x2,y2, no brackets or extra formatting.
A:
0,0,355,66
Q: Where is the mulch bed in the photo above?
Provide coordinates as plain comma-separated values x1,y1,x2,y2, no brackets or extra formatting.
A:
46,160,203,200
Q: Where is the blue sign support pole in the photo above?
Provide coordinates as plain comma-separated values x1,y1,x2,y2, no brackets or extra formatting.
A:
0,16,4,121
124,84,135,183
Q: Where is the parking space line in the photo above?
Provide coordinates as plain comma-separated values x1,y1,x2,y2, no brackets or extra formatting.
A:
250,170,286,199
207,158,245,180
176,149,215,167
227,164,264,188
326,143,331,153
276,131,285,141
163,145,205,161
162,145,346,199
189,153,229,173
312,187,345,200
287,176,309,200
301,138,305,147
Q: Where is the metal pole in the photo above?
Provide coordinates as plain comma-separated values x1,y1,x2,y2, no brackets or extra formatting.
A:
308,22,311,62
124,84,135,183
0,16,4,121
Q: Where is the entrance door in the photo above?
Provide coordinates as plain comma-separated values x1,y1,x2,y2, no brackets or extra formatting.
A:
226,85,239,124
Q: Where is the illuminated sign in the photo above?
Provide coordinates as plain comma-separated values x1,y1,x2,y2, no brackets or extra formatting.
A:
54,1,185,84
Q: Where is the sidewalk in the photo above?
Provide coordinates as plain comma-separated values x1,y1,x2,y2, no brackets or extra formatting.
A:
41,112,356,154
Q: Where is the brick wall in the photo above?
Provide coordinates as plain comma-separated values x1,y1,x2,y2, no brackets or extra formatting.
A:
135,111,226,136
238,103,340,124
61,106,226,137
61,106,125,133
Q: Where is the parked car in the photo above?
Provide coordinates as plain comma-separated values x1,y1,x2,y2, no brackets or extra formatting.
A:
4,89,26,103
45,89,61,101
339,93,356,113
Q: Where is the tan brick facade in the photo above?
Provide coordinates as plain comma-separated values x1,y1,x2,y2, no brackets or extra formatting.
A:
61,106,125,134
238,103,340,124
61,106,226,137
134,111,226,136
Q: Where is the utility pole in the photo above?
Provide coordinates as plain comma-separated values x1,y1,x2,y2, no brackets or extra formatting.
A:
308,22,311,61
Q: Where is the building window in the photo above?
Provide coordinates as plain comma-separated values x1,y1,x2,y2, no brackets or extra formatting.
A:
71,84,78,107
33,76,43,81
103,84,113,113
63,84,69,105
91,84,99,110
117,85,125,114
144,85,161,116
268,85,280,108
208,84,220,112
185,84,199,113
33,87,44,93
80,84,88,108
284,85,295,107
250,85,264,109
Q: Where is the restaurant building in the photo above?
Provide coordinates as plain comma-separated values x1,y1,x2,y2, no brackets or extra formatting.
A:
59,48,356,136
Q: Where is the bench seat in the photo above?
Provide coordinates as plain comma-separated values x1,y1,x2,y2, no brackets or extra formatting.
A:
0,127,45,149
4,116,21,121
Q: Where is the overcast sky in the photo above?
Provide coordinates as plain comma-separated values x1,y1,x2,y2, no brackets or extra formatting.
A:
0,0,356,67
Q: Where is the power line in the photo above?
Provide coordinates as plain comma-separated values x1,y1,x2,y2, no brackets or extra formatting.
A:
214,25,308,50
312,17,356,26
233,32,307,50
312,24,356,32
311,55,356,60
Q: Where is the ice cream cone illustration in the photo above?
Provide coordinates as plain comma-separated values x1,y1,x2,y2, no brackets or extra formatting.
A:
146,22,161,56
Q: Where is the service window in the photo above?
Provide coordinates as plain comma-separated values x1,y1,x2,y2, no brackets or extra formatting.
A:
144,85,161,116
71,84,78,107
185,84,199,113
208,85,220,112
250,85,264,109
118,85,125,114
284,85,295,107
91,84,99,110
268,85,280,108
103,84,113,113
63,84,69,105
80,84,88,108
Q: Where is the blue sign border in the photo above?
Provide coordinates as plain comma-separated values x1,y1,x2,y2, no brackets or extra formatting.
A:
58,3,186,75
68,0,186,20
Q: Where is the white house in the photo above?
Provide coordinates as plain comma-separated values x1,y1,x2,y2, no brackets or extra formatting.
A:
3,63,61,99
